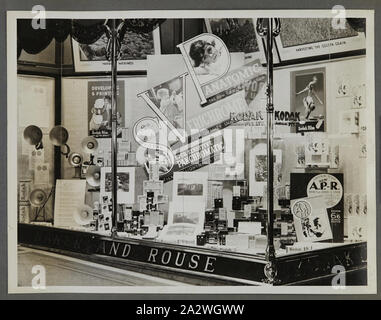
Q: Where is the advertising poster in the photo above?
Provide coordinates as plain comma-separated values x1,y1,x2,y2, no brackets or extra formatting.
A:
138,73,187,142
290,67,326,133
147,53,247,132
291,196,333,242
88,80,125,138
290,173,344,242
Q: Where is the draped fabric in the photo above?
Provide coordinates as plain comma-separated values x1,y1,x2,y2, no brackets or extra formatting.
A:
17,18,165,58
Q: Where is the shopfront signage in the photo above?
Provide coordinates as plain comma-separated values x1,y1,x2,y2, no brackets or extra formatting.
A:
97,239,218,273
18,224,367,285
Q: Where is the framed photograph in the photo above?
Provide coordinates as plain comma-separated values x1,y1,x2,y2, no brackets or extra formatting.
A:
100,167,135,204
275,18,366,63
290,67,326,133
205,18,264,63
72,26,161,72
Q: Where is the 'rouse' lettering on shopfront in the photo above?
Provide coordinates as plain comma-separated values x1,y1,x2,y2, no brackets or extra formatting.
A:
98,240,217,273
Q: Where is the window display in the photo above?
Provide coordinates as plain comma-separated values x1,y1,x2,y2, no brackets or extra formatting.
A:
8,11,375,293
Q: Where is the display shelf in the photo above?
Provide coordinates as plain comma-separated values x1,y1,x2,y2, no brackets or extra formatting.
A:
18,223,367,286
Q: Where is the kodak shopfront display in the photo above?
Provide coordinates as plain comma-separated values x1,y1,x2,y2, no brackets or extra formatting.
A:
11,13,374,291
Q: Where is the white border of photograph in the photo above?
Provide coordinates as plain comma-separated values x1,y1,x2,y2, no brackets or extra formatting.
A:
71,27,161,72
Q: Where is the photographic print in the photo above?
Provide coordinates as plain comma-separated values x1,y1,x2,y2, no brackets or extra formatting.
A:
172,172,208,203
205,18,261,63
340,110,360,133
352,83,366,109
158,223,201,245
100,167,135,204
105,172,129,192
177,183,203,196
291,67,326,133
275,18,366,63
8,9,376,296
167,201,205,233
172,211,200,224
88,80,125,138
72,25,161,72
249,143,282,197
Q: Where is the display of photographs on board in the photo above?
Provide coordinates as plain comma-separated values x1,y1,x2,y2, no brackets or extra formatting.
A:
72,25,161,72
275,18,366,63
290,67,326,133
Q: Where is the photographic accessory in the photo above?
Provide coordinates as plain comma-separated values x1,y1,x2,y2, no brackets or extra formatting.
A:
81,136,99,154
23,125,43,150
29,189,47,207
232,196,241,210
68,152,83,178
197,233,206,246
214,198,223,209
29,188,49,221
68,152,83,167
85,165,101,187
74,204,94,225
49,125,71,157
